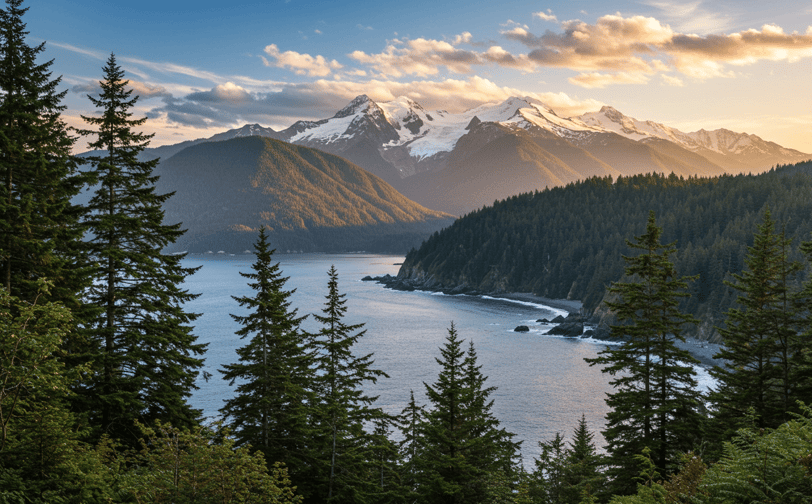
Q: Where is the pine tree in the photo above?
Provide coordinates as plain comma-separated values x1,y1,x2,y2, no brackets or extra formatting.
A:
710,208,803,435
220,229,314,493
417,323,519,504
0,0,88,306
75,54,206,442
586,211,702,493
310,264,388,504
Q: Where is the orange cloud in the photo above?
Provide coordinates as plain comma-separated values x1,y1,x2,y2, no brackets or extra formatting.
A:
343,14,812,88
263,44,343,77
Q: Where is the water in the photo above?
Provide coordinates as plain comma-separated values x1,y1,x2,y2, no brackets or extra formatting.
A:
182,253,617,462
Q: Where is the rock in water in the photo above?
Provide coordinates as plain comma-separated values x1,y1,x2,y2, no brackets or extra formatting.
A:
547,322,584,337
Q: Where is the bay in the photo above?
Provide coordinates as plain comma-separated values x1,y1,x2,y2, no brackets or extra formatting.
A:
182,253,616,462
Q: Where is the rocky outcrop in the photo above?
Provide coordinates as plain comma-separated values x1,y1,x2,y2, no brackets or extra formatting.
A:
547,321,584,337
363,273,484,296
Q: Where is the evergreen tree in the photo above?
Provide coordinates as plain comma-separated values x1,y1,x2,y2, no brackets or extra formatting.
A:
416,323,519,504
368,415,404,504
562,415,605,503
76,54,206,442
531,432,568,504
710,208,803,435
793,238,812,404
0,0,87,306
586,211,702,493
309,264,388,504
396,390,424,503
219,229,314,494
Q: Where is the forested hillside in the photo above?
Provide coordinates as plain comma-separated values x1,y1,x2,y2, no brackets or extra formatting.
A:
399,160,812,338
156,136,454,253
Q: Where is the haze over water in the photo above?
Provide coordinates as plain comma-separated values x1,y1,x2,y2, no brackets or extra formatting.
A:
183,253,616,462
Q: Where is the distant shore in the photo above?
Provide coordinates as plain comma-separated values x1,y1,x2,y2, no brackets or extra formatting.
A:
368,278,724,371
491,293,724,369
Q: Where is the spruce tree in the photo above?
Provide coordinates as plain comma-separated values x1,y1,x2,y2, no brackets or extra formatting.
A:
710,208,803,435
0,0,87,306
417,323,519,504
310,265,388,504
586,211,701,493
219,229,314,493
76,54,206,442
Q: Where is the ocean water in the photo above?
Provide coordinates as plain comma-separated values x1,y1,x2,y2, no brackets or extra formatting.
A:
182,253,619,462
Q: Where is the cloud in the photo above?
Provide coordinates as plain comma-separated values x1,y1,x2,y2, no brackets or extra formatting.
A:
642,0,733,34
533,10,558,23
497,13,812,86
262,44,343,77
119,56,224,82
568,72,651,88
147,76,604,130
665,24,812,77
50,42,107,60
660,74,685,86
348,34,485,77
71,79,172,99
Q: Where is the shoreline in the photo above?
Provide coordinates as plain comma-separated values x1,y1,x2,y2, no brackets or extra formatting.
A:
490,292,583,315
465,293,725,369
365,276,723,370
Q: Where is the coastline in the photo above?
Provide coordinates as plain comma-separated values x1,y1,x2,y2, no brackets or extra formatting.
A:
365,276,723,371
491,292,583,315
488,293,724,369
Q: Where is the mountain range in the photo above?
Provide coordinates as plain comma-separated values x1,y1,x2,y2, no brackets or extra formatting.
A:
144,95,809,216
154,137,454,254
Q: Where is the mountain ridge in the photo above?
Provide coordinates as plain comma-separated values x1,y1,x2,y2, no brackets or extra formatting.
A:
152,136,454,253
136,94,810,215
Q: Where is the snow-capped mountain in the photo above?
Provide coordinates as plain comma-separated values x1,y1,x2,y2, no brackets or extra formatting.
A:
144,94,809,215
576,106,803,172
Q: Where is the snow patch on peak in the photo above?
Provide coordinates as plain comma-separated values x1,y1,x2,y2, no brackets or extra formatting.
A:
334,94,377,118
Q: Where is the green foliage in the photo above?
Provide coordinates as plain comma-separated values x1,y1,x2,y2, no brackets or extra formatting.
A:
693,404,812,504
587,212,702,492
608,448,668,504
308,265,389,504
119,422,302,504
0,0,88,308
710,208,806,443
401,163,812,338
526,416,605,504
395,390,424,503
415,324,520,504
76,54,206,443
157,136,454,254
219,229,314,494
0,283,113,503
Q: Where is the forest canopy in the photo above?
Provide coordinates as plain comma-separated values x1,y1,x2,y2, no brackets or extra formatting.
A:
400,161,812,339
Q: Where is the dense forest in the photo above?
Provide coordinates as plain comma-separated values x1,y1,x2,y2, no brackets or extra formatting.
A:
400,163,812,340
3,1,812,502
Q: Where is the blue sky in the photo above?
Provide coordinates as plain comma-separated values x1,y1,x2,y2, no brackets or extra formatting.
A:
23,0,812,152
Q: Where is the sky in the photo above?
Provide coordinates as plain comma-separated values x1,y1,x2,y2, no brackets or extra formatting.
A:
22,0,812,152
